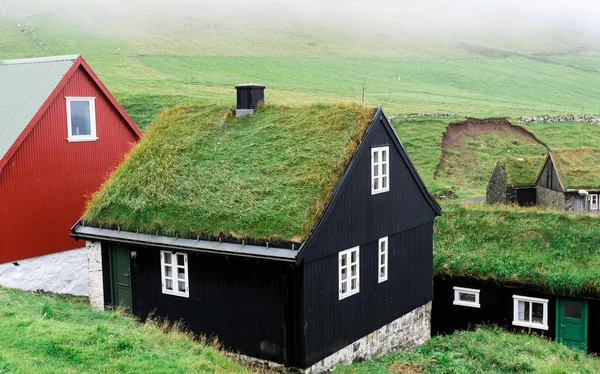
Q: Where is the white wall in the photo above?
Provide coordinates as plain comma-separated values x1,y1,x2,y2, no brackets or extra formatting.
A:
0,247,88,296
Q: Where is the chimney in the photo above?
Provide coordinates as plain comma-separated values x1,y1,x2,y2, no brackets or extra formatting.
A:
235,83,265,117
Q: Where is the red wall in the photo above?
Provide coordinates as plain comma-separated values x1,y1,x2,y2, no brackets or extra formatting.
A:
0,66,139,263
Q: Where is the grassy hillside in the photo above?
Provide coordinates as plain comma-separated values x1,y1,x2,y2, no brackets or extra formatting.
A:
0,287,246,373
336,327,600,373
435,203,600,297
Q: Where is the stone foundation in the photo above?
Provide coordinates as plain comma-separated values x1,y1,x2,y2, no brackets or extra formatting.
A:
0,247,88,296
537,186,565,211
86,241,104,310
306,301,432,373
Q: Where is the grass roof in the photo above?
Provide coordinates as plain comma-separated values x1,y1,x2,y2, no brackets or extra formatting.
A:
500,156,545,187
435,202,600,297
550,147,600,190
83,102,375,243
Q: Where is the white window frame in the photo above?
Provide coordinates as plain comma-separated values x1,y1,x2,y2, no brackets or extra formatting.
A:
378,237,388,283
453,286,480,308
160,250,189,298
512,295,548,330
590,194,598,211
66,97,98,142
371,146,390,195
339,246,360,300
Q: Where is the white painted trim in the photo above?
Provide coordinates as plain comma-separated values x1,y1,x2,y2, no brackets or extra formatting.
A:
339,246,360,300
160,250,189,298
66,97,97,142
590,194,598,211
371,146,390,195
378,237,388,283
453,286,480,308
512,295,548,330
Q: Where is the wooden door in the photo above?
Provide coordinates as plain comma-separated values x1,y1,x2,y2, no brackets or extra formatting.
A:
110,245,133,311
556,297,588,352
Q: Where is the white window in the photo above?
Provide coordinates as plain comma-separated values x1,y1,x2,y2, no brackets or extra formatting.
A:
590,194,598,210
339,246,359,299
453,287,480,308
371,146,389,194
378,237,388,283
66,97,97,142
161,251,189,298
512,295,548,330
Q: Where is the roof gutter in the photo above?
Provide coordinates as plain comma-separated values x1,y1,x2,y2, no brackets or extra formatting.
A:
71,221,299,263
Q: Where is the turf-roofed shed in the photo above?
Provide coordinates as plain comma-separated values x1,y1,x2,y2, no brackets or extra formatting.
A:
432,203,600,354
536,148,600,212
486,156,545,206
73,97,441,371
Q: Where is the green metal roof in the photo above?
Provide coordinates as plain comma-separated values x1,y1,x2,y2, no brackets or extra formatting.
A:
0,55,78,162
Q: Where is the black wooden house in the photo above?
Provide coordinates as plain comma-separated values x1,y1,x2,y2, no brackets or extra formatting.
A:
72,86,441,371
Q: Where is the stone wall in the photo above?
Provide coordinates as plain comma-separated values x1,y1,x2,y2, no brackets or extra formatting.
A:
0,247,88,296
486,162,507,205
306,301,431,373
86,241,104,310
537,187,565,211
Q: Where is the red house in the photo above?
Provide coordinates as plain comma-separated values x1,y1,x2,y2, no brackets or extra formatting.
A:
0,55,141,295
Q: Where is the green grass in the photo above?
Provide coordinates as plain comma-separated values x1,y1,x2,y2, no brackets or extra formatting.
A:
549,148,600,190
437,130,547,197
434,203,600,297
502,156,547,187
522,122,600,150
0,287,246,373
336,327,600,373
83,103,374,242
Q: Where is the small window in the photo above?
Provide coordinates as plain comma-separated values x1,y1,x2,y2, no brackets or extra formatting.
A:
590,194,598,211
161,251,189,298
371,146,390,194
453,287,480,308
66,97,97,142
378,237,388,283
512,295,548,330
339,246,359,300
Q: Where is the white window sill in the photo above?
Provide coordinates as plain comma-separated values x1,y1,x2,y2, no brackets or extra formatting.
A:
378,276,388,283
161,290,189,298
453,300,481,308
339,289,359,300
371,188,390,195
512,320,548,330
67,136,98,142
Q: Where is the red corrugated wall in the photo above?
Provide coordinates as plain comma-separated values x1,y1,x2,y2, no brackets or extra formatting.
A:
0,66,139,263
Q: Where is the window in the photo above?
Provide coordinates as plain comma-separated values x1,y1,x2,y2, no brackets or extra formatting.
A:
371,146,389,194
161,251,189,298
378,237,388,283
590,194,598,211
339,246,359,299
453,287,480,308
512,295,548,330
66,97,97,142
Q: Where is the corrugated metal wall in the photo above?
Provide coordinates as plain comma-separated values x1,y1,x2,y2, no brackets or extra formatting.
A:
0,66,138,263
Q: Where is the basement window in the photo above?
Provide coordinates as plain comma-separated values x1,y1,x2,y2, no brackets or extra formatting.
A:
378,237,388,283
161,251,189,298
453,287,480,308
371,146,390,194
66,97,97,142
339,246,359,300
512,295,548,330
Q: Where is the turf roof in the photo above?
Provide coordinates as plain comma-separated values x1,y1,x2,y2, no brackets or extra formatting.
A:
549,148,600,190
500,156,545,187
435,203,600,297
83,103,375,243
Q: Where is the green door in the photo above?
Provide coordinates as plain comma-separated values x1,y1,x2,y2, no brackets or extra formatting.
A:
110,246,133,311
556,297,588,352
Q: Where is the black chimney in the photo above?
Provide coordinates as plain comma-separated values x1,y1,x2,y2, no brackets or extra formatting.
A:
235,83,265,117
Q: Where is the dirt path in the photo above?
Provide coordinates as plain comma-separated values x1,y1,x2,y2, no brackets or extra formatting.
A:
434,118,548,177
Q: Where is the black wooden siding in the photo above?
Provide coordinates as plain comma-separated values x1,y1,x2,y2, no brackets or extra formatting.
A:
103,243,303,366
432,276,600,353
537,157,562,191
299,116,437,367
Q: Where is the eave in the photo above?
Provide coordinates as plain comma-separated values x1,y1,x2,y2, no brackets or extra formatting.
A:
71,221,299,263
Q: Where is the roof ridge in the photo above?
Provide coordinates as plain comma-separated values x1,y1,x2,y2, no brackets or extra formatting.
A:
0,54,80,65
